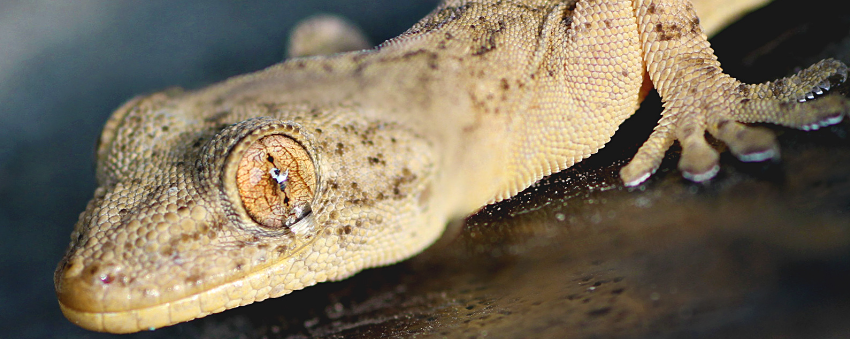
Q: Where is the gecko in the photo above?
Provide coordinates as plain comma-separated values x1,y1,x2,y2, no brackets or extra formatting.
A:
55,0,850,333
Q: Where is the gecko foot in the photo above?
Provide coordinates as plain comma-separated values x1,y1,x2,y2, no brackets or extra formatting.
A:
621,59,850,187
286,14,371,58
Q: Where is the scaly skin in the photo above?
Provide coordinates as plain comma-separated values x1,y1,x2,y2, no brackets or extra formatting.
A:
55,0,850,333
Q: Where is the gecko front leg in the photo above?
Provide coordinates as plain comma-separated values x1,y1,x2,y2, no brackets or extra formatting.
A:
620,0,850,186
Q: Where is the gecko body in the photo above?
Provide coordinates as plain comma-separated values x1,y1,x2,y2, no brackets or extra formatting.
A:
56,0,850,333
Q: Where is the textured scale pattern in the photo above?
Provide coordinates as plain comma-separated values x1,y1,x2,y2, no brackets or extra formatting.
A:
56,0,850,333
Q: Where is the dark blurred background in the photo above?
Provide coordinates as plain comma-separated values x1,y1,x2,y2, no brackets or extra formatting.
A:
2,0,849,338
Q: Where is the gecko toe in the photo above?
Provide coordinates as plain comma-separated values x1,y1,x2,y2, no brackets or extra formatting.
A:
678,134,720,183
711,121,779,162
786,95,850,130
801,111,844,131
620,124,675,187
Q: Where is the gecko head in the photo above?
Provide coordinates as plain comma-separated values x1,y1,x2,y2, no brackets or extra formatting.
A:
55,93,443,333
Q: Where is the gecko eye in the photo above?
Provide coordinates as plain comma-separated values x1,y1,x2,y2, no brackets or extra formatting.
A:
235,134,316,229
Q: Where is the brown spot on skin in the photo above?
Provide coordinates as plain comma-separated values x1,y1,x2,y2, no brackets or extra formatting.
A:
647,3,656,14
604,19,612,28
716,119,730,131
428,59,439,70
472,32,498,56
771,79,786,97
275,245,288,254
660,22,683,40
401,49,428,60
690,17,701,34
87,264,101,277
335,142,345,156
185,274,202,286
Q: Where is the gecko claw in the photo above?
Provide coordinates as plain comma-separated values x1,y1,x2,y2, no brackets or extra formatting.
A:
623,171,653,187
681,164,720,183
735,147,778,162
795,60,847,102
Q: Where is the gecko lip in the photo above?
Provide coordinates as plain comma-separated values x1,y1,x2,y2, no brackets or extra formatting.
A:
54,237,316,333
56,268,219,333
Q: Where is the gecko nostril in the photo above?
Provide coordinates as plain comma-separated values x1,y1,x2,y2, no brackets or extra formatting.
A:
81,262,126,287
100,273,115,284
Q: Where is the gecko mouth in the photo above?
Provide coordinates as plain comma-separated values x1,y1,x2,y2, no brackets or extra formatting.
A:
55,255,304,333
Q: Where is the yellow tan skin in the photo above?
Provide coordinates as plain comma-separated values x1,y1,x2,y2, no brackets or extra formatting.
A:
56,0,850,333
